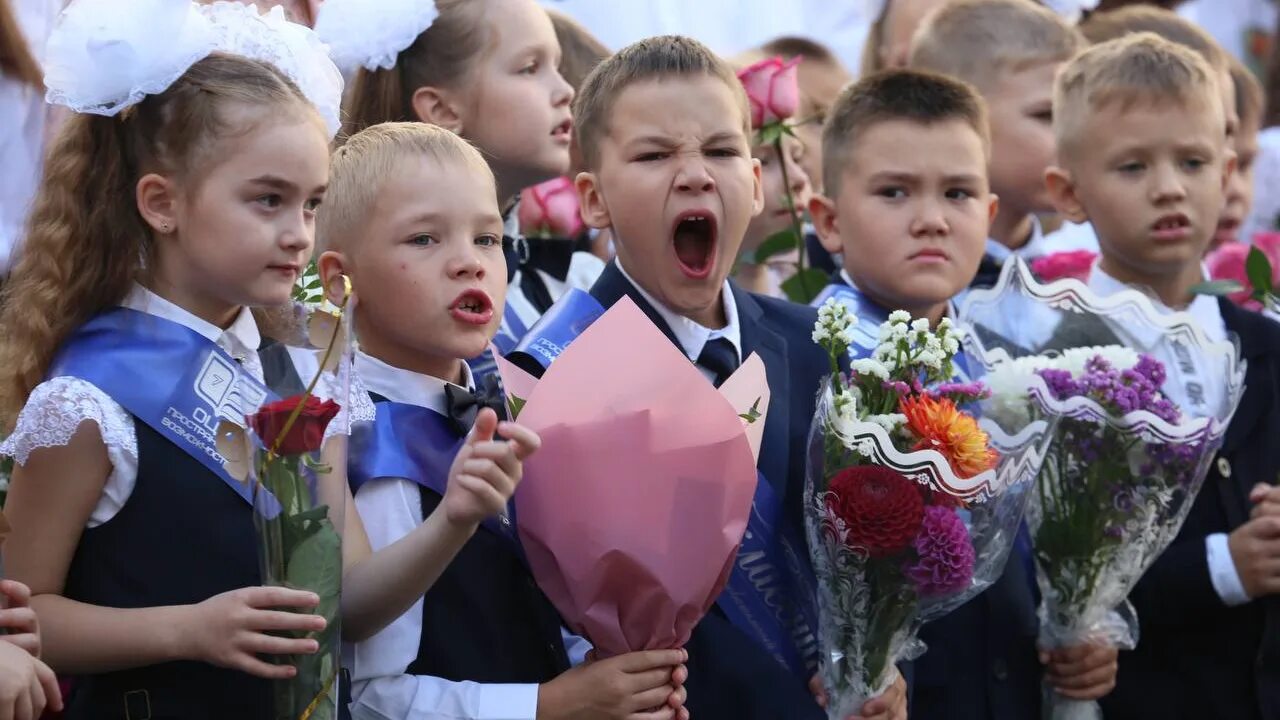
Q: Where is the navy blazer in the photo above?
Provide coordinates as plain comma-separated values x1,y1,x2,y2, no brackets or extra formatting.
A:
1101,300,1280,720
590,262,831,719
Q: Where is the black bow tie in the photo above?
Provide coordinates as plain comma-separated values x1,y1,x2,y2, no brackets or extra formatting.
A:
503,235,576,283
444,374,509,436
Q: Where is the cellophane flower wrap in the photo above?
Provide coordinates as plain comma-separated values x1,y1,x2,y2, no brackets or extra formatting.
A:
216,292,360,720
960,260,1245,720
806,300,1057,720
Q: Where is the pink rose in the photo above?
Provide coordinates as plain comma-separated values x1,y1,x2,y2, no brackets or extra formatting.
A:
1253,230,1280,261
1206,236,1280,311
1205,242,1262,309
737,56,801,129
1029,250,1097,283
519,177,584,239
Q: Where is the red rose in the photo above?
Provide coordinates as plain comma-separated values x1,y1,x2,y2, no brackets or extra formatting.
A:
826,466,924,558
249,395,341,455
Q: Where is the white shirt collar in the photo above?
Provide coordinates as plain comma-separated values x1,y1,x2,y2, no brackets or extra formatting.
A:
122,283,261,356
1086,261,1228,348
985,216,1048,263
355,351,474,415
614,260,743,364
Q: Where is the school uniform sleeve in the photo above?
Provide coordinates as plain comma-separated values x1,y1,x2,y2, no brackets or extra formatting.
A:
1128,536,1240,628
349,478,540,720
0,376,139,527
1205,533,1252,606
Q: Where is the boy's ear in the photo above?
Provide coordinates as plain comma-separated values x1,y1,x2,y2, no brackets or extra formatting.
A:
318,250,352,306
136,173,180,236
987,192,1000,226
808,194,843,255
411,86,465,134
750,157,765,218
1044,165,1088,224
1221,148,1238,193
575,171,611,230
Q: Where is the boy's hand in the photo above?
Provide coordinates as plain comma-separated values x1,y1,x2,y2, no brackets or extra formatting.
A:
0,582,40,658
538,648,686,720
1228,515,1280,598
1041,642,1118,700
1250,483,1280,519
811,672,907,720
442,409,541,529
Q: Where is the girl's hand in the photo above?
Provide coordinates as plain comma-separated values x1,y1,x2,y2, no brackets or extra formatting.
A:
0,582,41,658
443,409,541,529
0,640,61,720
182,587,326,679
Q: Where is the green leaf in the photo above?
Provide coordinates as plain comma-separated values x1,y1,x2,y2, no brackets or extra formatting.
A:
1246,246,1274,294
738,397,763,424
508,395,526,419
758,122,786,146
286,521,342,628
1189,279,1245,297
754,228,800,264
782,268,829,304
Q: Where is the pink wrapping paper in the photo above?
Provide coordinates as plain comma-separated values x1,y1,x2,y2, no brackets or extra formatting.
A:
496,298,767,655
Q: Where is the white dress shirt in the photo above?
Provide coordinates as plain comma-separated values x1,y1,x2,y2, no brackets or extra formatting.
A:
502,201,606,344
0,284,263,527
614,260,743,382
1086,264,1251,607
349,352,592,720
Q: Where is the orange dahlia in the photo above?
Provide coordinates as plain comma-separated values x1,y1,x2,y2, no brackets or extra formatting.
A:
899,395,999,478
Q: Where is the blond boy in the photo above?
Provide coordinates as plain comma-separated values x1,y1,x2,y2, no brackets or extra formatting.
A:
1042,34,1279,720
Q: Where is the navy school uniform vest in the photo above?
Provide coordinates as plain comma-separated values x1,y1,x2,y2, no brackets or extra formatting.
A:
362,396,570,684
61,343,307,720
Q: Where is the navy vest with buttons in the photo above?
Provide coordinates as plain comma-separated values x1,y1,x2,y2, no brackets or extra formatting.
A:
60,343,307,720
360,395,570,683
406,486,570,682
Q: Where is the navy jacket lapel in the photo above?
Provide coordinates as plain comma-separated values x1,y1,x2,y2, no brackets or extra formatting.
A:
731,282,791,500
1216,300,1275,527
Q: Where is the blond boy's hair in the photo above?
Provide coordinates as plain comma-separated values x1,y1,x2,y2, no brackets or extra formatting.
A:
909,0,1083,90
1080,6,1226,70
317,122,495,253
573,35,750,171
1053,33,1222,159
822,68,990,196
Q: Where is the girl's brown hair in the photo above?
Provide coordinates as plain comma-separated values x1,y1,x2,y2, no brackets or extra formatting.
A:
344,0,491,133
546,8,610,93
0,0,41,87
0,53,315,428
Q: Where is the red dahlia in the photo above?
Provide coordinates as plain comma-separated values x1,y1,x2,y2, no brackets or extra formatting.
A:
826,466,924,558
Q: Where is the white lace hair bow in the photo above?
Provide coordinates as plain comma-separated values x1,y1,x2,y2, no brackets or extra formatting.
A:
1041,0,1101,22
44,0,344,137
314,0,439,72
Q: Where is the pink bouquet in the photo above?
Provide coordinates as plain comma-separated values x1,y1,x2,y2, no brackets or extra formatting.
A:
496,298,766,654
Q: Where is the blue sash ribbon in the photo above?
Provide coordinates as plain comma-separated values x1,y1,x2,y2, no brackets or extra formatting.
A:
48,308,277,505
506,288,605,373
467,303,532,383
349,401,516,542
718,471,821,681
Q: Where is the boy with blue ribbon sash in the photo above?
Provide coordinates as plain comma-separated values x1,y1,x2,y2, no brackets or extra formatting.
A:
316,123,687,720
508,36,911,720
808,69,1117,720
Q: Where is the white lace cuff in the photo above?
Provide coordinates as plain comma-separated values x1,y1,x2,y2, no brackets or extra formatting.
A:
282,345,377,442
0,376,137,467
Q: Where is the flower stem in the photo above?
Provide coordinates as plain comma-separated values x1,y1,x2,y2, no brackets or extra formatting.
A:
774,134,816,301
267,286,353,461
